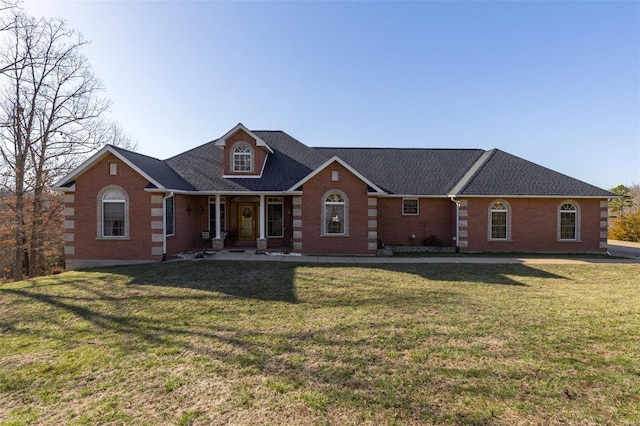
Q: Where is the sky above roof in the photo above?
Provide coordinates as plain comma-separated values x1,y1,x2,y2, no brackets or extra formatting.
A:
23,1,639,190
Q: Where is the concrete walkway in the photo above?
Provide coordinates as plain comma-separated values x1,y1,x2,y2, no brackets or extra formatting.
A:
200,250,640,265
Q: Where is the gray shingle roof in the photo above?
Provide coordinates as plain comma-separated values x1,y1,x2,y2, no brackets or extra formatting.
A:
113,131,612,198
165,131,329,192
315,148,485,195
110,145,195,190
457,149,613,197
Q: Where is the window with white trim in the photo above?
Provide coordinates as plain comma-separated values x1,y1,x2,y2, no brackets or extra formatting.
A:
267,197,284,237
323,191,347,235
403,198,419,215
232,144,253,172
165,196,174,236
208,197,226,233
102,188,127,237
489,200,510,240
559,202,579,241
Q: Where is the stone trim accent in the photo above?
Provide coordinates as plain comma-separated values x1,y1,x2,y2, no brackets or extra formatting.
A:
64,193,75,203
457,200,469,249
64,246,75,255
599,201,609,247
292,196,303,252
151,208,163,217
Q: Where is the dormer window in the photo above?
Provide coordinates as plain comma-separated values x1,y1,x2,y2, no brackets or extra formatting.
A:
233,144,253,172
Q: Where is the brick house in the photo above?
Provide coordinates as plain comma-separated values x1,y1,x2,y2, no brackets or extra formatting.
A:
52,123,613,269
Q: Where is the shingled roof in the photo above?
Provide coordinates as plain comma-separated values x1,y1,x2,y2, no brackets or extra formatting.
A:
60,129,612,198
455,149,613,197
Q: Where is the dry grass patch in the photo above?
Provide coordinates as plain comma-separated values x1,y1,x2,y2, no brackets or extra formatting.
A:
1,261,639,425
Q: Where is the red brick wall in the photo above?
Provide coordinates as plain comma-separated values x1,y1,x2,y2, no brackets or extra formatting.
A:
223,129,268,176
166,194,210,255
461,197,607,252
377,198,455,246
298,163,374,255
65,153,159,262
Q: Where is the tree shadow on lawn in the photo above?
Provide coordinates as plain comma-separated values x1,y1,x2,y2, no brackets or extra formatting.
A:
0,261,577,423
370,262,569,287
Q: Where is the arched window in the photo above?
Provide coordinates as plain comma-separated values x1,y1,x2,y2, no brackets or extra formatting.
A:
488,200,510,241
559,201,579,241
101,188,127,237
232,144,253,172
323,191,348,235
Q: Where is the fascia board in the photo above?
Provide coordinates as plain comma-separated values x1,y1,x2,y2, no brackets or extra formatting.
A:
287,156,386,193
377,194,451,198
214,122,274,154
51,145,165,190
447,194,614,199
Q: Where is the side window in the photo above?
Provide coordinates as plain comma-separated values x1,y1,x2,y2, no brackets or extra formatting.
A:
209,197,226,233
403,198,419,215
98,186,128,238
488,200,510,241
559,201,579,241
267,197,284,237
165,196,174,236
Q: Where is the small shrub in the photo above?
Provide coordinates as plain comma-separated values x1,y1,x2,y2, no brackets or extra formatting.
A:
609,210,640,242
423,235,443,247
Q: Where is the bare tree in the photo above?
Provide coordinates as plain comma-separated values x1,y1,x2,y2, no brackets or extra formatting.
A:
0,8,111,278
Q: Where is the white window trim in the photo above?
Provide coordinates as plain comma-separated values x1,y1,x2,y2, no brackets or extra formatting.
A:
267,197,284,238
165,196,175,237
402,198,419,215
321,190,349,236
557,200,581,242
231,142,254,173
488,199,511,241
96,185,130,240
208,196,226,232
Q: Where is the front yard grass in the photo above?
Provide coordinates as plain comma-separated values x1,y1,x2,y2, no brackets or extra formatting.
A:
1,261,639,425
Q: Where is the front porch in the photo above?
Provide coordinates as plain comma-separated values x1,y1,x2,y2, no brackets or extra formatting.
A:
203,194,293,254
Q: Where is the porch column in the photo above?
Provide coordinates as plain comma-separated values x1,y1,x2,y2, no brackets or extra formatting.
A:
259,194,266,239
215,194,221,239
257,194,267,253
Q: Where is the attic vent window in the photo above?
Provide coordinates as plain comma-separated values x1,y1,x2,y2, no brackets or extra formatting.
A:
109,162,117,175
233,144,253,172
331,170,339,181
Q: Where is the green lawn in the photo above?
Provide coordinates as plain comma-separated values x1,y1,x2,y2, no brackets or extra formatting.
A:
1,261,639,425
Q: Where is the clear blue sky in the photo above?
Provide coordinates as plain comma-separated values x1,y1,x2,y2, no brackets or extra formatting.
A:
24,1,640,190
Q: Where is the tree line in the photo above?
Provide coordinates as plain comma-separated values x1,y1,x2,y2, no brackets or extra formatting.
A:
0,2,133,281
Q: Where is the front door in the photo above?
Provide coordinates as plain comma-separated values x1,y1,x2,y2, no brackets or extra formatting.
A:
238,203,257,241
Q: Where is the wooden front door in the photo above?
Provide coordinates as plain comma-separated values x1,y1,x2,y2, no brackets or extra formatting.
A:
238,203,257,241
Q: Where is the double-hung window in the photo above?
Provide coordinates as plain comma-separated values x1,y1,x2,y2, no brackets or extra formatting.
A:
324,192,347,235
559,202,579,241
403,198,419,215
165,196,175,236
489,200,510,240
267,197,284,237
102,188,127,237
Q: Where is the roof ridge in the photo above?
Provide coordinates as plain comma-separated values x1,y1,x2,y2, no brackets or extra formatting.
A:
314,147,484,151
448,149,496,196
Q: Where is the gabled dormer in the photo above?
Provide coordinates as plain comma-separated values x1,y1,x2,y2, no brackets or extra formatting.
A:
215,123,274,178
